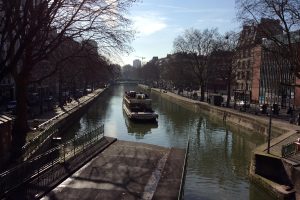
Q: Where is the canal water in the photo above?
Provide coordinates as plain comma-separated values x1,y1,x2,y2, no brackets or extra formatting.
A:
64,85,274,200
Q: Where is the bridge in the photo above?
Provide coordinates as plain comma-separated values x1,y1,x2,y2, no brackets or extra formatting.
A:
113,79,140,85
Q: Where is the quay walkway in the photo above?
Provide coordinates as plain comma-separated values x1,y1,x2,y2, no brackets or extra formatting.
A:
42,140,186,200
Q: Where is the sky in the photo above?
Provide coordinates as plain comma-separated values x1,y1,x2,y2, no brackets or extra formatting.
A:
119,0,239,66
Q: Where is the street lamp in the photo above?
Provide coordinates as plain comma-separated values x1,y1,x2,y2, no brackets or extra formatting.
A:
267,104,272,154
261,38,273,154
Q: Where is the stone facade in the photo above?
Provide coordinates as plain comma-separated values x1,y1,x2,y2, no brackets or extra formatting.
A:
251,46,262,103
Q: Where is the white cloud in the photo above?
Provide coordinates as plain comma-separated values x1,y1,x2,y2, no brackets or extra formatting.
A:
132,12,167,36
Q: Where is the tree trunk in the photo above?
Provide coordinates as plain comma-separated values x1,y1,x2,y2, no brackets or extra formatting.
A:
39,85,44,114
226,81,231,107
200,84,205,101
58,69,63,107
84,77,88,95
11,75,30,160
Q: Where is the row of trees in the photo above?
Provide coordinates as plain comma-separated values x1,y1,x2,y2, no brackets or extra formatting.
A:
32,39,121,108
130,28,238,107
0,0,136,160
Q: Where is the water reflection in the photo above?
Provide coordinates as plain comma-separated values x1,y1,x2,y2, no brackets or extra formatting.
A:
123,111,158,139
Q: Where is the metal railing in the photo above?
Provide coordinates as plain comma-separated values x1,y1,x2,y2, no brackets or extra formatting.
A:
0,125,104,199
178,137,190,200
22,126,58,159
282,142,297,158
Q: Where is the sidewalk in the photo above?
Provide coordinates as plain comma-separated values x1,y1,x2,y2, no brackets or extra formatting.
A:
165,88,300,125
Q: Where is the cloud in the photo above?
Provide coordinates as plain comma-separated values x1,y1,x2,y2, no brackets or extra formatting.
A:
132,12,167,36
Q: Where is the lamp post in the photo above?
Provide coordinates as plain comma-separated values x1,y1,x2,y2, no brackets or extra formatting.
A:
267,104,272,154
261,38,273,154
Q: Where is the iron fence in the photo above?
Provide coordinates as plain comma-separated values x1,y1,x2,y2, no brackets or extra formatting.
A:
0,125,104,199
281,142,297,158
22,126,58,160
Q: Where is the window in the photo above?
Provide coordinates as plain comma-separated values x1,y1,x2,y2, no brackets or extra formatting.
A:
246,71,250,80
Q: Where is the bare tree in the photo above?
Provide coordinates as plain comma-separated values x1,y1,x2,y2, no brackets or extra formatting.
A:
160,53,197,90
0,0,136,159
139,59,160,83
236,0,300,78
216,32,238,107
173,28,220,101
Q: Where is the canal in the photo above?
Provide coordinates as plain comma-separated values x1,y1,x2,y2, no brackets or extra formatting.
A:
64,85,274,200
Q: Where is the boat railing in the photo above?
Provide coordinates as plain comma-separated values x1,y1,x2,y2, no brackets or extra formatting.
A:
124,97,152,104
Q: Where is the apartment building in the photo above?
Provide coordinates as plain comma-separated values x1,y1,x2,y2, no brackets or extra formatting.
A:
234,18,282,104
259,33,300,108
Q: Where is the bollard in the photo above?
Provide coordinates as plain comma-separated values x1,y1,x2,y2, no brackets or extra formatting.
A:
73,140,76,156
63,145,66,163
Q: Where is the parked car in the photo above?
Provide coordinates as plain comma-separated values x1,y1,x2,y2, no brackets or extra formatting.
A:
259,103,280,115
236,100,250,111
259,104,268,114
236,100,245,106
209,95,223,106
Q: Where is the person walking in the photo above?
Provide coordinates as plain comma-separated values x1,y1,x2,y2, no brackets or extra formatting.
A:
297,113,300,126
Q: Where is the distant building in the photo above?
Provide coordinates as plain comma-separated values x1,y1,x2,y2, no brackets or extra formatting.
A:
152,56,158,61
133,59,141,68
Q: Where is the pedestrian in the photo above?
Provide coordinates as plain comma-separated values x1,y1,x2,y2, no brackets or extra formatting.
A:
288,106,294,117
297,113,300,126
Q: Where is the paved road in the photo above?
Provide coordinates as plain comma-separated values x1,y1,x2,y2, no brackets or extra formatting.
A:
42,141,186,200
